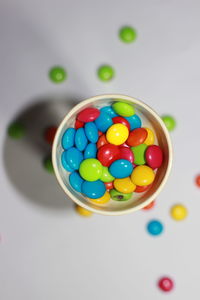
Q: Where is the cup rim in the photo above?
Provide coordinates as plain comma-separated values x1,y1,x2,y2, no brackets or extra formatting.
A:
52,94,173,216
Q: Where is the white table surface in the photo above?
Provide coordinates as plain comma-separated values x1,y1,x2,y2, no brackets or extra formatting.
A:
1,0,200,299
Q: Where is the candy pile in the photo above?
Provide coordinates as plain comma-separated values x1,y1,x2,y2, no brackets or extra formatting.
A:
60,101,163,204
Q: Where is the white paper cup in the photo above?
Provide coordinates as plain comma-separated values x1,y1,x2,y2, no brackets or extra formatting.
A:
52,94,172,216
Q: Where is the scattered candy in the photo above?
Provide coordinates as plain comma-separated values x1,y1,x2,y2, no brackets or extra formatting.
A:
44,126,57,145
147,220,163,236
79,158,102,181
106,124,129,145
82,180,106,199
62,128,76,150
114,177,136,193
112,102,135,117
110,189,132,201
84,122,98,143
75,205,93,217
131,144,147,165
195,174,200,187
145,145,163,169
8,122,25,139
69,171,84,192
49,66,67,83
60,101,163,206
144,128,155,145
89,191,110,204
131,165,155,186
119,26,137,43
170,204,188,221
75,128,88,151
77,107,100,123
127,128,147,147
109,159,133,178
143,200,155,210
161,115,176,131
43,157,54,173
97,65,115,81
158,277,174,292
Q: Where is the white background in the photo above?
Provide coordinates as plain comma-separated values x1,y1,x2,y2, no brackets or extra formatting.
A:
1,0,200,299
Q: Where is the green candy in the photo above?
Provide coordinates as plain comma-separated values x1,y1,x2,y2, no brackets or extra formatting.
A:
112,101,135,117
119,26,137,43
44,157,54,173
131,144,147,165
8,122,25,139
161,115,176,131
110,189,132,201
49,66,67,83
97,65,115,81
79,158,102,181
100,166,115,182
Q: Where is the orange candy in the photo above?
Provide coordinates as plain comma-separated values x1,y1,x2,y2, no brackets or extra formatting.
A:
135,184,152,193
195,175,200,187
126,128,147,147
97,134,108,149
143,200,155,210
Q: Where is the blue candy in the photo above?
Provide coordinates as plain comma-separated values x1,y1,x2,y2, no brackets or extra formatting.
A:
62,128,76,150
84,122,98,143
95,111,113,132
65,147,83,170
82,180,106,199
125,114,141,131
100,106,118,118
61,151,74,171
75,128,88,151
84,143,97,159
69,171,84,193
147,220,164,236
109,159,133,178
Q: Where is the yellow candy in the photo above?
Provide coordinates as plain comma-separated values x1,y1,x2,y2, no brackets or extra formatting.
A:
89,191,110,204
131,165,155,186
75,205,93,217
144,128,155,145
106,124,129,145
170,204,188,221
114,177,136,193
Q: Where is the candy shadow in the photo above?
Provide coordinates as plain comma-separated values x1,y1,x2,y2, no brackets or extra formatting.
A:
3,93,80,212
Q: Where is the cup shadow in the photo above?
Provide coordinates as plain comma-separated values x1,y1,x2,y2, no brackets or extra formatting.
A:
3,93,80,212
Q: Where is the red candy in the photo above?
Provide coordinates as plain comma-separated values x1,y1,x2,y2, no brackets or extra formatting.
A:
98,131,103,136
97,134,108,149
143,200,155,210
77,107,100,122
97,144,121,167
75,119,84,129
126,128,147,147
145,145,163,169
119,146,134,163
105,181,114,190
135,184,151,193
158,277,174,292
112,116,130,131
44,126,57,145
121,143,129,148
